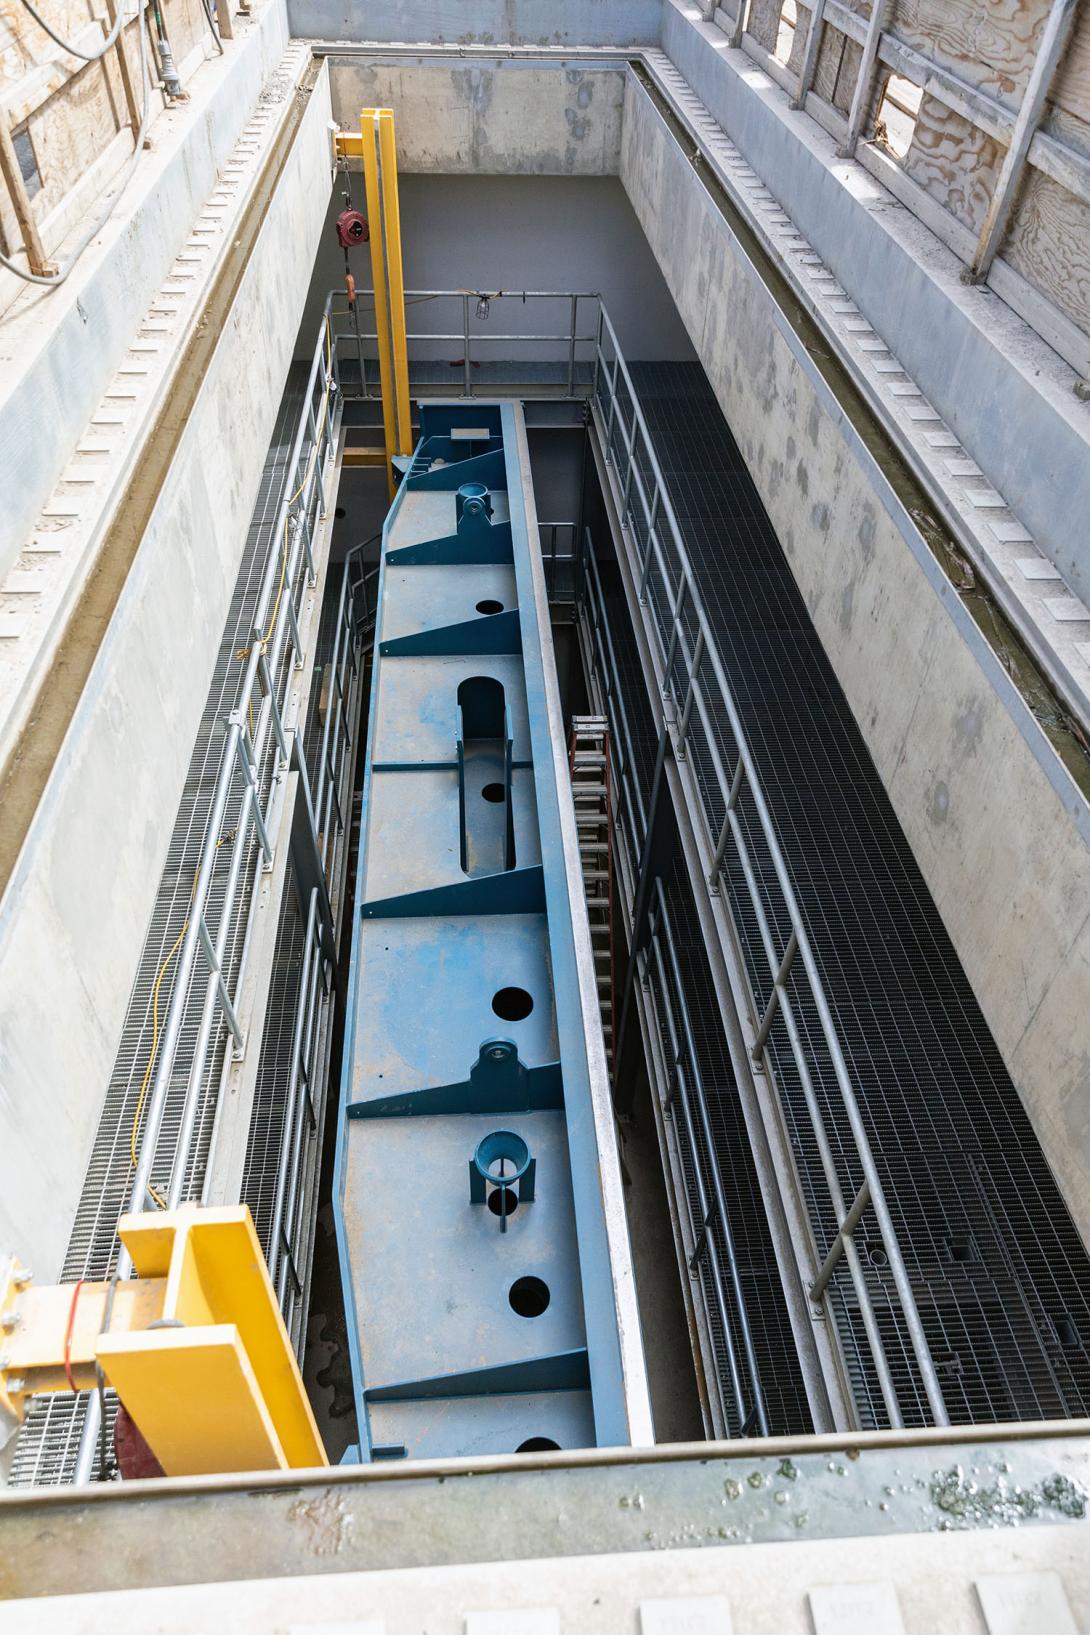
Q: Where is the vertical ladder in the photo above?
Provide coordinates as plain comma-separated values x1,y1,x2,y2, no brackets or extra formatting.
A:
569,715,616,1074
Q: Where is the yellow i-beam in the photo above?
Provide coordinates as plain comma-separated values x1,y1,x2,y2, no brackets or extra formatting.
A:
360,109,412,498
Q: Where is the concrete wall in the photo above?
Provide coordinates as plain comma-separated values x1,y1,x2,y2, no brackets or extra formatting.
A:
330,60,625,174
287,0,662,46
297,174,697,365
620,76,1090,1247
0,66,335,1283
660,2,1090,612
0,0,293,585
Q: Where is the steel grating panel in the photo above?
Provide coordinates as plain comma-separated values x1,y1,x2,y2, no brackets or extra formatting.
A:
625,361,1090,1429
596,571,812,1437
238,557,350,1258
9,371,309,1487
239,884,306,1258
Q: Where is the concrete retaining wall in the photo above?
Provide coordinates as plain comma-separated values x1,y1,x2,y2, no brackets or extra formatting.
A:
620,76,1090,1247
661,1,1090,610
329,60,624,175
0,65,334,1284
0,0,293,585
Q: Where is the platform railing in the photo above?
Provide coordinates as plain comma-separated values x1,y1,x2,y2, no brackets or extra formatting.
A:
579,529,769,1438
539,520,580,604
71,299,355,1482
268,546,377,1324
329,289,601,397
589,305,950,1432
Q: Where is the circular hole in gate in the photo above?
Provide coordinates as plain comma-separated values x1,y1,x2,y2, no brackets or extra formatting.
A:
517,1437,560,1452
509,1276,550,1318
487,1188,519,1219
481,783,505,803
868,1247,888,1267
493,986,533,1021
476,598,504,615
334,506,346,519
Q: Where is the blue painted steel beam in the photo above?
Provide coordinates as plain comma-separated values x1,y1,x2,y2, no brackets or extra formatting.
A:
332,402,650,1462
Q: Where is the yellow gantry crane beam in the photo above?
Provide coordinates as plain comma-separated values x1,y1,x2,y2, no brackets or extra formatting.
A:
0,1206,328,1476
339,111,412,498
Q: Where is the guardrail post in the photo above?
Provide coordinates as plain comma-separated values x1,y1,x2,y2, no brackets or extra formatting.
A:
462,294,472,397
751,929,798,1056
675,629,704,761
793,0,828,108
840,0,889,158
810,1179,872,1299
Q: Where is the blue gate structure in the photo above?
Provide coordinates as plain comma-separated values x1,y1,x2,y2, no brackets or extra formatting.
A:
333,402,652,1461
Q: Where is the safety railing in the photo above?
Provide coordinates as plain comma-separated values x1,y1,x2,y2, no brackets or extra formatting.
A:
579,531,649,907
580,528,769,1438
72,298,352,1481
268,546,377,1331
330,289,601,398
589,305,950,1431
540,520,580,605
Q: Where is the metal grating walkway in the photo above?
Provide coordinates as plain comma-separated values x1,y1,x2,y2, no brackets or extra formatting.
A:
626,360,1090,1429
9,371,308,1486
597,570,813,1437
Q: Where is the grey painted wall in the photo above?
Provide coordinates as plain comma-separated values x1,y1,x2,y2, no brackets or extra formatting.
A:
287,0,662,46
296,174,697,365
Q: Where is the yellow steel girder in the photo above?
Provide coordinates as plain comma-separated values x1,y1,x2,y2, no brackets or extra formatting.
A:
0,1206,327,1476
338,110,411,498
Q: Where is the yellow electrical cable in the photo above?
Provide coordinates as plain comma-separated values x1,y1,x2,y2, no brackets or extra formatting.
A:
129,831,233,1210
129,883,195,1212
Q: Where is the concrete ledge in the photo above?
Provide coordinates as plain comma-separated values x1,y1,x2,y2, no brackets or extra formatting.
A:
287,0,662,47
0,66,334,1283
620,76,1090,1249
660,1,1090,609
0,0,291,582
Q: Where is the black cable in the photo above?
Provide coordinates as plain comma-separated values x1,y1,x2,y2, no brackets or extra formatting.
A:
14,0,126,62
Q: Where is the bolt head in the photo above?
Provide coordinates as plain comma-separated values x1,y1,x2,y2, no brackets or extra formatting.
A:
13,1270,31,1287
0,1311,20,1332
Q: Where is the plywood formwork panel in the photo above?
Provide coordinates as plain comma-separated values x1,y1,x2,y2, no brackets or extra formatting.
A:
813,0,867,115
23,55,127,218
747,0,783,54
891,0,1049,108
902,90,1003,233
1052,4,1090,124
1003,162,1090,337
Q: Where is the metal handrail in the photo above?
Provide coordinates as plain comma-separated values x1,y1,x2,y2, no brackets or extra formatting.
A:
647,878,770,1437
580,534,648,899
329,289,601,398
539,520,579,603
268,543,376,1316
579,526,768,1437
590,304,949,1430
73,297,346,1481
